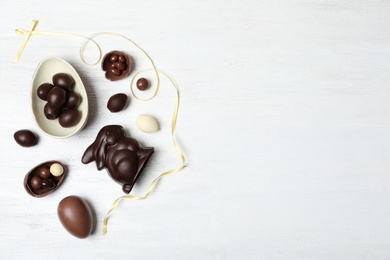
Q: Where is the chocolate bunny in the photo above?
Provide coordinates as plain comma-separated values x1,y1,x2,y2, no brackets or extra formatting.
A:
82,125,154,193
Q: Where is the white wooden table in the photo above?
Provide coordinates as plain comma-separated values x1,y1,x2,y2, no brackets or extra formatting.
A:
1,1,390,259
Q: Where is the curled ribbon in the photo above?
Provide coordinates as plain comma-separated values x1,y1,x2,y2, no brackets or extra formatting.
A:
15,20,187,234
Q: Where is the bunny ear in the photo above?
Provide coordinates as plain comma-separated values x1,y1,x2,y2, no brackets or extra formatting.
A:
81,144,95,164
95,141,108,170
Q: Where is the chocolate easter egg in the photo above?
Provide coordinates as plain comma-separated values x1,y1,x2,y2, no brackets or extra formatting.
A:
47,87,66,110
64,91,81,109
57,196,93,239
107,93,128,112
53,73,75,91
14,129,38,147
59,109,81,128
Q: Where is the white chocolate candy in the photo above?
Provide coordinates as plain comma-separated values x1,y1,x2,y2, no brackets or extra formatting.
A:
50,163,64,177
136,114,159,133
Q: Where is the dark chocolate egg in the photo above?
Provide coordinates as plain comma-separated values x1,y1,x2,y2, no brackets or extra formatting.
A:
57,196,93,239
59,109,81,128
14,129,38,147
53,73,75,91
44,103,62,120
107,93,128,112
37,83,54,100
47,87,66,110
64,91,81,109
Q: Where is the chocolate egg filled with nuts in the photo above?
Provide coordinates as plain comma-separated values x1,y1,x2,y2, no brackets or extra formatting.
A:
102,50,132,81
24,160,66,198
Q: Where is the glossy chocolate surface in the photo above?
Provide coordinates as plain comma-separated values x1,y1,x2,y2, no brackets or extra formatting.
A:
57,196,93,239
82,125,154,193
37,83,54,101
136,78,149,91
107,93,128,112
59,109,81,128
101,51,132,81
24,160,66,198
14,129,38,147
53,73,75,91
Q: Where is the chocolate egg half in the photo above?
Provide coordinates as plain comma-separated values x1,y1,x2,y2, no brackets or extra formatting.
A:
57,196,93,239
24,160,66,198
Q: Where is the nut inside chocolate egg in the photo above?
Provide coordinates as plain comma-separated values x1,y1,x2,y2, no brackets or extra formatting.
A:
24,160,66,198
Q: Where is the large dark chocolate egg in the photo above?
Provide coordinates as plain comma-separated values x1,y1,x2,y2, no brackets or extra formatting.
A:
53,73,75,91
57,196,93,239
59,109,81,128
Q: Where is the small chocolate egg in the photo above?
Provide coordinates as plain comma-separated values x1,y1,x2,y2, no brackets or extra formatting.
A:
136,114,159,133
44,103,62,120
47,87,67,110
113,62,126,71
57,196,93,239
64,91,81,109
37,166,51,179
50,163,64,177
136,78,149,91
14,129,38,147
53,73,75,91
110,54,118,62
37,83,54,101
107,93,128,113
59,109,81,128
30,176,42,190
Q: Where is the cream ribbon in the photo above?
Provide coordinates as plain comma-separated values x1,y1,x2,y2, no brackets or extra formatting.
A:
15,20,187,234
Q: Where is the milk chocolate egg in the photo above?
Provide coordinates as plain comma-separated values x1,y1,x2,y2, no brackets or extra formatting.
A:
64,91,80,109
107,93,128,112
53,73,75,91
47,87,66,110
59,109,81,128
57,196,93,239
14,129,38,147
37,83,54,101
